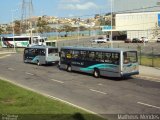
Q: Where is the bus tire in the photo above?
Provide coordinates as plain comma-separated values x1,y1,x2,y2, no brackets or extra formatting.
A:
37,61,41,66
93,69,100,78
23,59,27,63
67,65,72,72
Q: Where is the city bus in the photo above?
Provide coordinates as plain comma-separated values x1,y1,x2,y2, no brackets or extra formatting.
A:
59,46,139,78
23,45,59,65
1,35,47,48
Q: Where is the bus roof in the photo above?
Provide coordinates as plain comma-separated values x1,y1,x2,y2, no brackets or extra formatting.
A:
4,35,41,38
26,45,57,49
61,46,137,52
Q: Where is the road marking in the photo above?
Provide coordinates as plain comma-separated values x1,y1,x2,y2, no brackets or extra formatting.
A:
98,83,103,86
25,72,34,76
90,89,107,95
51,79,64,84
137,102,160,109
8,68,15,71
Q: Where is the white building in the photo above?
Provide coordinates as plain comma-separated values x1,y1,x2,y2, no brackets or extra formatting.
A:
115,11,160,41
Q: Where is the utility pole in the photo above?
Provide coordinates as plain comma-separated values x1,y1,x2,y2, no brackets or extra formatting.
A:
11,10,16,52
21,0,34,44
110,0,113,48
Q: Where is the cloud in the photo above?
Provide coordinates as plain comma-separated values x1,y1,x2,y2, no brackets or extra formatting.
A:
60,0,80,3
61,2,98,10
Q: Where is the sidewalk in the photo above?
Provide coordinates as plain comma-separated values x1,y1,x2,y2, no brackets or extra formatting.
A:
137,65,160,81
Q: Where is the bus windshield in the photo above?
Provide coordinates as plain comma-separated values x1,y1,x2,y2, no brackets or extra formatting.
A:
123,51,137,64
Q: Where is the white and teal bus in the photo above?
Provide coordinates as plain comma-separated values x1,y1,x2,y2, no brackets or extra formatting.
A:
1,36,47,48
23,45,59,65
59,46,139,78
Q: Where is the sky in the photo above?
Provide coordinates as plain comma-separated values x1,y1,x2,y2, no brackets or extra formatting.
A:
0,0,159,24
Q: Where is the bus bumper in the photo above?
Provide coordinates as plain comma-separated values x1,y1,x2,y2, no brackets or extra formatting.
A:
121,71,139,77
45,61,59,65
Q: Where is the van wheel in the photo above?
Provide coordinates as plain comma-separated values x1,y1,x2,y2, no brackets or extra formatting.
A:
93,69,100,78
67,65,72,72
37,61,41,66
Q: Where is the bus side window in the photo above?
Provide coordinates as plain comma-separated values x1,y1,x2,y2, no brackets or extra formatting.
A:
95,52,103,62
103,52,112,63
110,53,120,65
24,49,29,54
39,49,45,56
35,49,39,55
72,50,80,59
88,51,95,61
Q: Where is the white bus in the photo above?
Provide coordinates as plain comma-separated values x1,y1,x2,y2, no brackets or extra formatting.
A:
59,46,139,78
1,35,47,48
23,45,59,65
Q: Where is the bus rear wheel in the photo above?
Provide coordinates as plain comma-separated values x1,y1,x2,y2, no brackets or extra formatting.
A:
93,69,100,78
37,61,41,66
67,65,72,72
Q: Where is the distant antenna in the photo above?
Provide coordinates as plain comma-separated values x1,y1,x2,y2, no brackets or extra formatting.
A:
21,0,34,34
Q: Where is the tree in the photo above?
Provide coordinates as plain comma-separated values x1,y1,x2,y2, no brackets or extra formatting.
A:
99,16,111,26
37,17,48,33
151,23,160,39
6,26,12,34
79,26,87,31
63,25,73,36
14,20,21,34
0,27,4,34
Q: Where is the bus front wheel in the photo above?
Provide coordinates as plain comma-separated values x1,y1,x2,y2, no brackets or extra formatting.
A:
93,69,100,78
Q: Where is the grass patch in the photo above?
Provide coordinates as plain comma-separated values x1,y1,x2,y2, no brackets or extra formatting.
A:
48,35,90,41
139,56,160,68
0,80,105,120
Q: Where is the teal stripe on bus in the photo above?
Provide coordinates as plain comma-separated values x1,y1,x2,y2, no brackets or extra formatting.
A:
80,64,118,72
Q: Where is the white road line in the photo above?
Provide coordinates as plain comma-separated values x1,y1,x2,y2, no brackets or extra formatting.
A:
51,79,64,84
98,83,103,86
8,68,15,71
90,89,107,95
25,72,34,76
137,102,160,109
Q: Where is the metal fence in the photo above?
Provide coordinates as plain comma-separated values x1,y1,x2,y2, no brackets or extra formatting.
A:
57,41,160,68
0,40,160,68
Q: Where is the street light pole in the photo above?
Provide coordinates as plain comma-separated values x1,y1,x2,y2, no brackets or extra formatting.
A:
110,0,113,48
77,18,80,44
11,10,16,52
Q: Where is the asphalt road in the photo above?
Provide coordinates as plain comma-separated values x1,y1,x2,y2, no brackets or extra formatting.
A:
0,53,160,119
